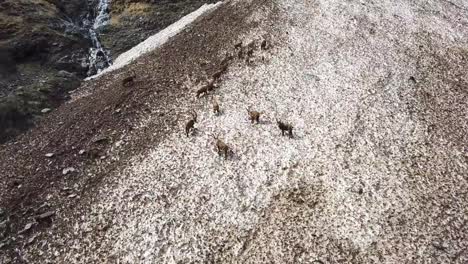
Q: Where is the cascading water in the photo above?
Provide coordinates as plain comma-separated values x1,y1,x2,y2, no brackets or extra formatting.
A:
85,0,112,76
94,0,111,28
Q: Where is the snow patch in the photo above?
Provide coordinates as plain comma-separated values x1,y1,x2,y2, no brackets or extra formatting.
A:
87,2,223,80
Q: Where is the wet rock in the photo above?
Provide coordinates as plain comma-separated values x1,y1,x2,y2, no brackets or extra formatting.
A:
55,54,89,75
57,70,75,78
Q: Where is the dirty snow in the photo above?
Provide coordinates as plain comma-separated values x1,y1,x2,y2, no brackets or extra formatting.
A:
87,2,223,80
24,0,468,262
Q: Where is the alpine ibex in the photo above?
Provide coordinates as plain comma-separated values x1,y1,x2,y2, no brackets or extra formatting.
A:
122,71,136,87
234,41,243,58
276,119,294,138
220,53,233,67
260,39,268,50
234,41,243,49
246,47,254,58
246,41,256,57
213,100,220,115
212,63,229,81
213,135,230,159
185,111,197,137
196,80,215,98
247,108,263,124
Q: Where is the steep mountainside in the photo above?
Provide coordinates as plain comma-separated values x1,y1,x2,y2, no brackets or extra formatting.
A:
0,0,467,263
0,0,216,143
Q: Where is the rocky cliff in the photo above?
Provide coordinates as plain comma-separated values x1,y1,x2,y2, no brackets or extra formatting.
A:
0,0,87,141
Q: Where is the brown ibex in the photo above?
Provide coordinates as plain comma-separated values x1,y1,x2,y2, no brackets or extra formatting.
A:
185,111,197,137
213,100,220,115
234,41,243,58
260,39,268,50
246,41,256,57
212,135,230,159
196,80,215,98
212,63,229,81
246,48,254,58
220,53,234,66
234,41,243,49
247,107,263,124
122,71,136,87
276,119,294,138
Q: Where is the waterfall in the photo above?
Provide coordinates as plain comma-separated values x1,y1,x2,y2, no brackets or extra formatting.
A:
94,0,111,29
86,0,112,76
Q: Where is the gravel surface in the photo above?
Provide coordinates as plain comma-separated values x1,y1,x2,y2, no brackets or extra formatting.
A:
2,0,468,263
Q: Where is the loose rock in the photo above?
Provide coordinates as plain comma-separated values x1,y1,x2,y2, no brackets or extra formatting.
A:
62,167,76,175
36,211,55,220
25,234,38,246
18,222,34,234
57,70,75,78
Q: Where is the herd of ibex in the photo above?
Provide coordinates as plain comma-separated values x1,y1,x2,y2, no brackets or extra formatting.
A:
119,37,290,160
186,105,294,160
183,38,294,160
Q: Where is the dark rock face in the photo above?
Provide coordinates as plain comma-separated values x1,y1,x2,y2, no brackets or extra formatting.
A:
0,0,90,142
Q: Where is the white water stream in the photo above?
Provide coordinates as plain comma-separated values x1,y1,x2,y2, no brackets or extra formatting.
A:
85,0,112,76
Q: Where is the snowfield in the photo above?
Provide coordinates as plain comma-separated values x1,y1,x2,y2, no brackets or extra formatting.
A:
19,0,468,263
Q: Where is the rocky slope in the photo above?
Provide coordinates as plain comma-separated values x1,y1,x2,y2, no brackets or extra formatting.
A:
99,0,218,58
0,0,216,143
1,0,468,263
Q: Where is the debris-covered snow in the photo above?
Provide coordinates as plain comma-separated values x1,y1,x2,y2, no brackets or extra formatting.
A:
20,0,468,263
87,2,223,80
